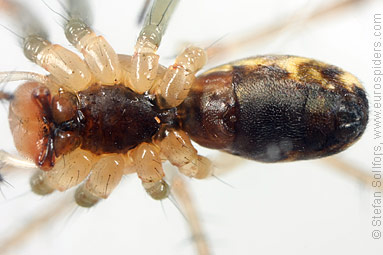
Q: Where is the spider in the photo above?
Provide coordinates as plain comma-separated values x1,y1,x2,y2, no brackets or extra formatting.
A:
0,0,379,255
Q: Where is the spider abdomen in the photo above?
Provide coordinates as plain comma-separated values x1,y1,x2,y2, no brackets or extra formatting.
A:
179,55,369,162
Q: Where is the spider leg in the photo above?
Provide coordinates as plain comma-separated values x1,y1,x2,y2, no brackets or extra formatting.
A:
0,193,75,255
0,0,93,91
204,0,374,62
0,71,47,84
130,142,165,183
128,0,179,93
0,0,47,40
0,150,36,169
152,46,207,108
155,129,213,179
64,0,122,85
322,157,382,191
171,174,211,255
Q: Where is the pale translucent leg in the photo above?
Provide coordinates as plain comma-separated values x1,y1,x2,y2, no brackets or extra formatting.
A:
210,151,380,192
0,0,93,91
171,175,211,255
0,2,49,88
65,0,93,25
155,129,213,179
23,36,93,91
137,0,152,24
74,184,101,208
203,0,366,61
127,0,179,94
128,142,172,200
130,142,165,183
29,152,127,206
30,171,54,195
142,179,170,200
208,153,248,176
128,45,160,94
153,47,207,108
84,154,125,199
0,72,47,84
27,148,96,199
121,152,137,175
0,150,36,169
0,193,75,255
0,149,54,197
322,157,383,191
0,0,47,39
65,17,122,84
0,174,209,255
43,149,95,192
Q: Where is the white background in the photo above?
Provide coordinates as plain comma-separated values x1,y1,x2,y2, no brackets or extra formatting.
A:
0,0,382,255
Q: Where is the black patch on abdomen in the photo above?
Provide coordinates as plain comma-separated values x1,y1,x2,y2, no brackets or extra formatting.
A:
230,65,368,162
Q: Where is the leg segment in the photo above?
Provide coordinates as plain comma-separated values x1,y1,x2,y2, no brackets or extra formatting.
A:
171,175,211,255
0,0,47,40
130,142,165,183
203,0,365,62
129,142,170,201
64,0,122,85
155,129,213,179
142,179,170,200
23,35,92,91
0,71,47,84
42,149,95,192
0,194,75,255
30,151,128,203
83,154,125,199
153,46,207,108
128,0,180,94
0,0,92,91
322,157,383,191
0,150,36,169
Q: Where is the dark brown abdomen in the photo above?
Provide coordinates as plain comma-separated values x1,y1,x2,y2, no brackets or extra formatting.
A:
179,56,369,162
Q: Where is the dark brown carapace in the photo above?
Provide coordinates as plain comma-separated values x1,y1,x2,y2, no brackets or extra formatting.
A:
9,82,175,169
